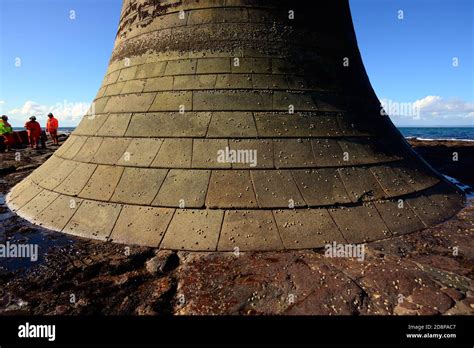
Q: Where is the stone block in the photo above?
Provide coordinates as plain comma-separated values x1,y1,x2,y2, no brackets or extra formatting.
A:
251,170,304,208
151,138,192,168
218,210,283,251
111,167,168,205
206,170,258,208
153,169,210,208
274,208,345,249
110,206,175,246
63,200,122,241
79,165,124,201
161,209,223,251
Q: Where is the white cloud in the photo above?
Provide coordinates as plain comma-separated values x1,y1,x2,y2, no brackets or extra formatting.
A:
382,95,474,123
8,100,91,124
412,95,474,119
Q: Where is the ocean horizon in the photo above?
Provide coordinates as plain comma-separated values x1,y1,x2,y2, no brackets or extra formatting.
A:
398,127,474,141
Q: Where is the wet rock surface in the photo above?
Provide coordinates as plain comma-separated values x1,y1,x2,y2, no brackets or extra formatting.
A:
0,140,473,315
409,139,474,189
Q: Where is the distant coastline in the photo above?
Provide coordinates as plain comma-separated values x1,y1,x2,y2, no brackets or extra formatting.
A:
398,127,474,141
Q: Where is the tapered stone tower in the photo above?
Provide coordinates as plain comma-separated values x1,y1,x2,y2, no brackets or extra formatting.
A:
7,0,464,251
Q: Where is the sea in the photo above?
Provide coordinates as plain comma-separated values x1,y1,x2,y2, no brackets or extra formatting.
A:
13,127,76,134
398,127,474,142
13,126,474,141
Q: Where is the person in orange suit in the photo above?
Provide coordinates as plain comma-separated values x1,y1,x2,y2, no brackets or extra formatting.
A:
46,113,59,145
24,116,42,149
0,115,14,152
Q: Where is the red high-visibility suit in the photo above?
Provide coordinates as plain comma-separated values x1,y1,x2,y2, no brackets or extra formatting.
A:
46,116,59,144
46,116,58,133
25,120,42,148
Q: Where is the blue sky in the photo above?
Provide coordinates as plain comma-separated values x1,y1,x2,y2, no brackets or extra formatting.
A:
0,0,473,127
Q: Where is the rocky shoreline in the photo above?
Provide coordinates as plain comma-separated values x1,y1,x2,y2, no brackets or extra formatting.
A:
0,139,473,315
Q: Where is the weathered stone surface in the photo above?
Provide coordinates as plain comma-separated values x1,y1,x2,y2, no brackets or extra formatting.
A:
73,114,109,136
96,113,132,136
228,139,274,168
126,112,211,137
215,74,252,89
252,74,288,89
231,57,271,74
116,138,164,167
370,164,417,196
135,61,167,79
6,179,33,203
153,170,210,208
374,199,425,236
104,93,156,113
162,209,223,251
274,208,345,249
423,182,465,217
54,162,97,196
292,169,351,206
79,165,124,201
149,91,193,112
196,58,231,74
206,112,258,137
39,160,78,190
104,82,126,96
274,139,316,168
397,162,440,191
406,194,446,226
28,156,62,184
6,0,465,251
91,138,131,165
8,182,43,211
192,139,231,168
73,137,103,162
173,75,217,90
254,113,340,138
338,166,387,202
121,79,146,94
111,168,168,205
164,59,197,75
87,97,109,115
1,137,472,315
63,200,122,240
117,66,138,82
17,190,59,220
251,170,304,208
273,91,317,111
35,194,84,231
218,210,283,251
60,136,88,159
206,170,257,208
329,204,391,243
110,206,174,246
143,76,174,92
151,139,192,168
193,90,273,111
311,138,345,167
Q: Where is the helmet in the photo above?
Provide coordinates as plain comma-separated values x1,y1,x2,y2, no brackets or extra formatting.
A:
29,116,36,121
48,113,53,117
